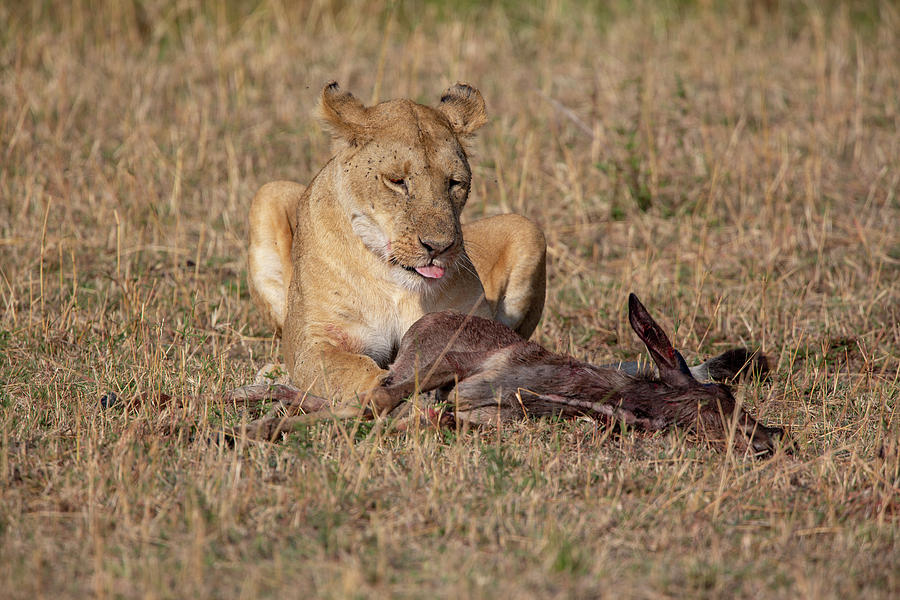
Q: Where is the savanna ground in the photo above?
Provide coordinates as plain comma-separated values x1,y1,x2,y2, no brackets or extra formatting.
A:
1,0,899,597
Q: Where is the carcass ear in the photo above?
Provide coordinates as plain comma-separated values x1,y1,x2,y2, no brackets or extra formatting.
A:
318,81,369,146
627,293,694,386
436,83,487,136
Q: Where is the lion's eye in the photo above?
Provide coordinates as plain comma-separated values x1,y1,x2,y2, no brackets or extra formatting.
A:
448,179,466,190
384,176,407,193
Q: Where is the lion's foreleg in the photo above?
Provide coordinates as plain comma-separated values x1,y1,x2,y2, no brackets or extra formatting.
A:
462,214,547,338
248,182,304,333
288,341,390,406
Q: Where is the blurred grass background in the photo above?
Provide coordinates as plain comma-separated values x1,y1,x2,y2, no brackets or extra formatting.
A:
1,1,898,597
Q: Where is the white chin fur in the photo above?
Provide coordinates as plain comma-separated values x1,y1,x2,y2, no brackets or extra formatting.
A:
390,266,450,294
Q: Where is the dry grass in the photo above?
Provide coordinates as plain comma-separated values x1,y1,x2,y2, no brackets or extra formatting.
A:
1,0,899,597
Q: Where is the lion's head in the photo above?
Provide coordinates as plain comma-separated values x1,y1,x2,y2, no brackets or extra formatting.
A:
318,81,487,292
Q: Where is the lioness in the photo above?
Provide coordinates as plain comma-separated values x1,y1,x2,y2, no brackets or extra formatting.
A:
248,82,546,402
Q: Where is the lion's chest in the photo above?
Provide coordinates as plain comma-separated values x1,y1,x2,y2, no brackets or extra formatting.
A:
342,294,427,369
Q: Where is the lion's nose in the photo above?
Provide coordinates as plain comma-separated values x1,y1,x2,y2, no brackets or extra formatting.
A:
419,236,454,257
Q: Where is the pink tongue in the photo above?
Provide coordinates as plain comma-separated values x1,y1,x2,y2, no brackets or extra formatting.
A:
415,265,445,279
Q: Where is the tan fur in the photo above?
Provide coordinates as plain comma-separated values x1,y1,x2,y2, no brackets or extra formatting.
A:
248,82,546,401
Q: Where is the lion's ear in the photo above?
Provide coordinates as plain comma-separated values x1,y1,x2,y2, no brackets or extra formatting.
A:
437,83,487,136
318,81,369,145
